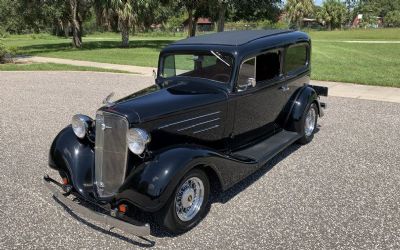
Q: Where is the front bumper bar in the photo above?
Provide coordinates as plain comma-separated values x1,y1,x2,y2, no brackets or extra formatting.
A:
43,175,150,236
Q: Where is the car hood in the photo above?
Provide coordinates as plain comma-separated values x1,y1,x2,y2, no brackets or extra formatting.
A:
100,81,228,124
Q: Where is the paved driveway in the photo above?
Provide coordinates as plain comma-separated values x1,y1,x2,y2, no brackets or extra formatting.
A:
0,72,399,249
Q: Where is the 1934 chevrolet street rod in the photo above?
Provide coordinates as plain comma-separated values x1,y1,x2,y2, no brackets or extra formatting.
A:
44,30,328,235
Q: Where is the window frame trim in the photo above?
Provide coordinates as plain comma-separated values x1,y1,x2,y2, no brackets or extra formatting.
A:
235,48,284,92
283,42,310,78
159,50,235,86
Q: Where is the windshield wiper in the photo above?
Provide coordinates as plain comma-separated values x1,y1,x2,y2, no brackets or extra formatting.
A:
211,50,231,67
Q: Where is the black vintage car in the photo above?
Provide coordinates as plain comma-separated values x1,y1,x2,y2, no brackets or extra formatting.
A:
44,30,328,235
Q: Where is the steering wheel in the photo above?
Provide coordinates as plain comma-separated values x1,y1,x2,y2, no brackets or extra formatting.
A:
212,73,230,82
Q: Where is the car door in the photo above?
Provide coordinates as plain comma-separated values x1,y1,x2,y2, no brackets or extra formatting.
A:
230,49,288,149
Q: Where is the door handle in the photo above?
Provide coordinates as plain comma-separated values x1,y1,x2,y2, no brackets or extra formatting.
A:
279,85,289,92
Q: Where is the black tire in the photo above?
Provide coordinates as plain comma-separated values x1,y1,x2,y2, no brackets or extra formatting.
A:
156,168,210,234
297,102,318,145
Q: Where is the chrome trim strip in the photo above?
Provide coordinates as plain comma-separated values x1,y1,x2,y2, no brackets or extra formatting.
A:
193,125,220,134
177,118,221,132
158,111,221,129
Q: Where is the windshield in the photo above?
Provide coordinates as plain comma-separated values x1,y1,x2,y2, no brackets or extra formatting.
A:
161,51,234,84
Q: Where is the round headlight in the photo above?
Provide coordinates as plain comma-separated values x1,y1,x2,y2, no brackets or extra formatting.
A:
127,128,151,155
71,114,90,139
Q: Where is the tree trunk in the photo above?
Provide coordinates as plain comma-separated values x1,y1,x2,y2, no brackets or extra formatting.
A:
217,3,227,32
70,0,82,48
120,18,130,48
191,21,197,37
187,8,194,37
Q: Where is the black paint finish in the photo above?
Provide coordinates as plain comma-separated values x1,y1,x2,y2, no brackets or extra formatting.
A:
48,30,326,213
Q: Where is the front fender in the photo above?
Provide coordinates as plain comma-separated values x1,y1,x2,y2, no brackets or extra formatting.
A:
48,126,94,199
116,145,257,212
284,86,319,133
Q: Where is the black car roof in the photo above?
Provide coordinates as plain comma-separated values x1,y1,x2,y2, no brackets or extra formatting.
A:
171,29,294,46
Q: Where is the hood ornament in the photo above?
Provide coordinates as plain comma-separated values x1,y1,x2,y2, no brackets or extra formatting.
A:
102,92,115,107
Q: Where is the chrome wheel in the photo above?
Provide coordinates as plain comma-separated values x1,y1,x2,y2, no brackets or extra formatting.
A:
175,177,204,222
304,107,316,137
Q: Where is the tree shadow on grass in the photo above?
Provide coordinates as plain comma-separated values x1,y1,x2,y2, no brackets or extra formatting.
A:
19,39,175,55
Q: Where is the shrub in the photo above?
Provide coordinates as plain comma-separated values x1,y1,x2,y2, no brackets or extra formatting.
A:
0,42,17,63
0,42,8,63
0,28,10,38
385,11,400,27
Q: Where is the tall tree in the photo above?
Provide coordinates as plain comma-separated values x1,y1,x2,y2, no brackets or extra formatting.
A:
316,0,347,30
207,0,282,32
285,0,314,28
216,0,229,32
184,0,200,36
70,0,82,47
230,0,282,22
110,0,135,47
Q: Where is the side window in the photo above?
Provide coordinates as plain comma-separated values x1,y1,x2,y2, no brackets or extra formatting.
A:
256,51,281,82
174,54,195,75
237,58,255,88
162,55,176,78
202,55,217,67
285,44,308,74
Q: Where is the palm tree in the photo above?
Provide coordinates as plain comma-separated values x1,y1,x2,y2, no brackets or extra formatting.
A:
94,0,114,31
316,0,347,30
111,0,135,47
285,0,314,29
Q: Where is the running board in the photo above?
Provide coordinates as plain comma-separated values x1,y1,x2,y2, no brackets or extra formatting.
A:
233,130,301,166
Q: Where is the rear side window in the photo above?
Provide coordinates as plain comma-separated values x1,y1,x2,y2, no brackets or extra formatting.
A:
256,51,281,82
285,44,308,74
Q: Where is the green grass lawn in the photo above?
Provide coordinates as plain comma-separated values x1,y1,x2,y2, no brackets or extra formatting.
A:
2,33,183,67
1,29,399,87
0,62,130,73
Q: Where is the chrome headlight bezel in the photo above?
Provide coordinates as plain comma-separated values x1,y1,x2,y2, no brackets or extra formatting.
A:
126,128,151,155
71,114,92,139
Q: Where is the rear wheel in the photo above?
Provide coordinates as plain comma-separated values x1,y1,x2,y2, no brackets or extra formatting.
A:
297,102,318,144
156,169,210,234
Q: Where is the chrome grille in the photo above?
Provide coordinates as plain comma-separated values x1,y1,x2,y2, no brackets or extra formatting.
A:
95,111,129,198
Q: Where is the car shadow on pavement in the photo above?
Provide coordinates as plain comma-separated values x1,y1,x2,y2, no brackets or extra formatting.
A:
52,128,320,241
212,126,320,205
53,197,156,247
150,142,305,238
212,143,303,204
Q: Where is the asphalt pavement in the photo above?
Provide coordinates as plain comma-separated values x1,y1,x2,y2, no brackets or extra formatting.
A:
0,71,399,249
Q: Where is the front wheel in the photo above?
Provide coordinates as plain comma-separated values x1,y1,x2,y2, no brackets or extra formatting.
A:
297,102,318,144
156,169,210,234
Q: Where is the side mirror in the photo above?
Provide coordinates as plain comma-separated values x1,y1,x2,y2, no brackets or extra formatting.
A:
152,69,157,79
237,77,256,92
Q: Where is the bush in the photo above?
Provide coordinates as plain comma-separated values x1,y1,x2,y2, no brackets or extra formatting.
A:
224,20,289,31
0,42,8,63
385,11,400,27
0,27,10,38
0,42,17,63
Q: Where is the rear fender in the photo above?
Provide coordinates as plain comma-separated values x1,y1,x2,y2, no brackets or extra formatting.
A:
284,86,320,133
